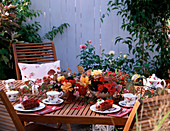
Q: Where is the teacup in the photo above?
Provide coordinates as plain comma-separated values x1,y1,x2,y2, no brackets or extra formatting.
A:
46,91,63,103
123,93,137,106
2,79,15,91
6,91,19,101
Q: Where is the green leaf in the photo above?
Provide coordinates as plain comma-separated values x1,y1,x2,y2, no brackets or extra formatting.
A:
107,1,112,6
0,32,5,36
107,8,111,12
2,55,9,65
155,111,170,130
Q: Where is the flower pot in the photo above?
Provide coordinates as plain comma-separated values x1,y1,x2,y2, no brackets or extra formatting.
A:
90,90,112,99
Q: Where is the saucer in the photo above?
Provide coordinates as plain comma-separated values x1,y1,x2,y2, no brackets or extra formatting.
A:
42,98,64,105
119,100,134,107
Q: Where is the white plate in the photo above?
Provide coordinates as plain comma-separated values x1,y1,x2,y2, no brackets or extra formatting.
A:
14,102,45,112
90,104,121,113
42,98,64,105
119,101,134,108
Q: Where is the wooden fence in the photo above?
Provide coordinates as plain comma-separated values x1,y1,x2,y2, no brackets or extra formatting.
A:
30,0,129,72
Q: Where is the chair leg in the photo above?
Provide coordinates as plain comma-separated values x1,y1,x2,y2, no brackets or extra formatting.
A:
66,123,72,131
56,123,62,129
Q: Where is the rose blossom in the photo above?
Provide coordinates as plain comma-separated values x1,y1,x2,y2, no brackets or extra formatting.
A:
80,45,86,49
87,40,91,43
109,50,115,56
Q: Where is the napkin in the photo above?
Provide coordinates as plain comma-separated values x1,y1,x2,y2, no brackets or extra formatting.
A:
34,106,63,115
107,108,132,117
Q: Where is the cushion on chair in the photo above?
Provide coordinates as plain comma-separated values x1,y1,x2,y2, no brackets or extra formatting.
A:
18,60,60,80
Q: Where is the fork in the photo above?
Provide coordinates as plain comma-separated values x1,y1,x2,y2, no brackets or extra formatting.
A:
116,109,126,115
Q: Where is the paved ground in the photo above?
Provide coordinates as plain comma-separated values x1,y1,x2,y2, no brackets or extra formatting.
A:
61,124,92,131
39,123,92,131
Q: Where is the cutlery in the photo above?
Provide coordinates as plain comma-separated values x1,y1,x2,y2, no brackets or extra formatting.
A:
40,107,56,114
116,109,126,115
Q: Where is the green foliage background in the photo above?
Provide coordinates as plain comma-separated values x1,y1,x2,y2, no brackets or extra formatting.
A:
102,0,170,78
0,0,69,80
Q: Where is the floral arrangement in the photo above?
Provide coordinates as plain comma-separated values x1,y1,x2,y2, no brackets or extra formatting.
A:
88,69,130,95
58,69,89,100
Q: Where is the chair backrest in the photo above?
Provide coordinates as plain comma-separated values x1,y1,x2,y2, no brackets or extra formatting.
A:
12,42,57,80
131,95,170,131
123,99,143,131
0,89,25,131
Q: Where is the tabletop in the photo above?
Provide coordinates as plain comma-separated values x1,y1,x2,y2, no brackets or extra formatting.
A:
0,80,128,126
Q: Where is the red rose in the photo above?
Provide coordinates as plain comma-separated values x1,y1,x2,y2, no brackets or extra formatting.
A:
104,83,112,90
109,87,116,95
99,77,105,82
120,81,125,85
76,83,81,87
97,84,104,91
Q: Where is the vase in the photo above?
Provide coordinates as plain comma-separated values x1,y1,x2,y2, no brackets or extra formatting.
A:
90,90,112,99
66,91,76,102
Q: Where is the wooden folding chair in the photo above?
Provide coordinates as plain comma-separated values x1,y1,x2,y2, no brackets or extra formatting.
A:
131,95,170,131
0,88,66,131
12,42,71,130
123,99,143,131
12,42,57,80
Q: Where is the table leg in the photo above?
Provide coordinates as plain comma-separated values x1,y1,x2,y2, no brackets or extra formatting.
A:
66,123,72,131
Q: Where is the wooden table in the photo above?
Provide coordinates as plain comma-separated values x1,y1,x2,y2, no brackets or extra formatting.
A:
0,80,128,126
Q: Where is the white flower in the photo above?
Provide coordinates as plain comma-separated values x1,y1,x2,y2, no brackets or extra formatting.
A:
131,74,138,81
109,50,115,56
5,12,9,16
91,69,103,76
8,4,13,7
123,54,127,58
131,74,140,81
50,75,54,79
